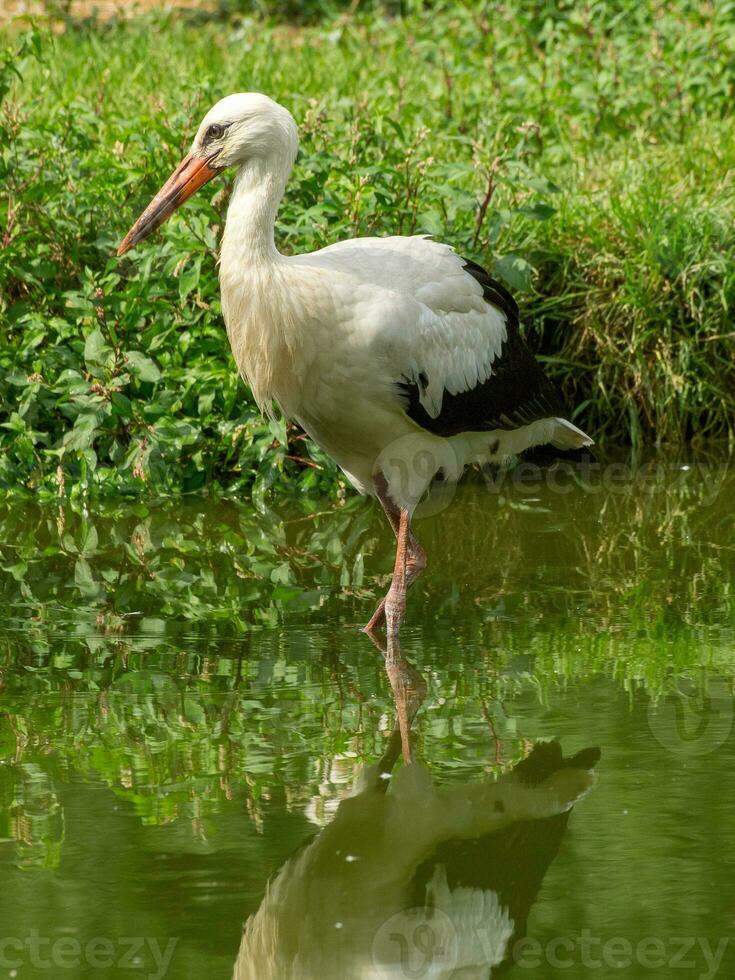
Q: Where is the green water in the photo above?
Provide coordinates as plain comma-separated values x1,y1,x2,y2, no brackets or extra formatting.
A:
1,454,734,979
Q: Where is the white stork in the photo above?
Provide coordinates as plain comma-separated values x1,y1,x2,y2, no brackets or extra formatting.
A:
118,93,593,634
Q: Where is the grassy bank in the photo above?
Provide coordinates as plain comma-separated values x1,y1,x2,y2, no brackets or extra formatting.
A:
1,2,734,497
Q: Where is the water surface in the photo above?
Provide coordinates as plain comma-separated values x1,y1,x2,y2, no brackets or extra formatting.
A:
1,454,734,978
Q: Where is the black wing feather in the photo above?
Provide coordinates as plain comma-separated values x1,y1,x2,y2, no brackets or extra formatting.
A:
396,259,565,438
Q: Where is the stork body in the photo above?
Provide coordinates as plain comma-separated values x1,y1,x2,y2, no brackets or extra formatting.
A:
118,94,593,634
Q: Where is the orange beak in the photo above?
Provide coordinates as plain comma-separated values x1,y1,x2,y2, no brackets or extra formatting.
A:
117,154,223,257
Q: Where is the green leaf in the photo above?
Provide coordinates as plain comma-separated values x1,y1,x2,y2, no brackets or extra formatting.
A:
65,414,98,451
516,202,556,221
125,351,162,383
2,561,28,582
179,257,202,301
74,558,100,598
84,328,111,367
79,524,99,558
493,254,534,292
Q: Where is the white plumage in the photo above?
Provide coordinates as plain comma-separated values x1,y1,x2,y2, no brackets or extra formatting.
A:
118,92,593,634
225,235,503,495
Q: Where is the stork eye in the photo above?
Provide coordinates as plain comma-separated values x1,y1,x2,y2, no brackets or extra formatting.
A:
205,123,225,142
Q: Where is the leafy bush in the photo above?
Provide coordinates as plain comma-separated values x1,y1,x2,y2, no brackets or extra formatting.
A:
1,2,734,497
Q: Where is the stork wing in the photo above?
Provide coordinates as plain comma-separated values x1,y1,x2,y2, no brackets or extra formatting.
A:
296,235,588,446
396,257,567,437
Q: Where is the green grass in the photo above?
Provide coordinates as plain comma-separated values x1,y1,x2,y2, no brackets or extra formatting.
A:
1,1,734,496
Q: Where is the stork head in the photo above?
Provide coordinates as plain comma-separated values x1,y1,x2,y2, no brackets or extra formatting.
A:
117,93,298,257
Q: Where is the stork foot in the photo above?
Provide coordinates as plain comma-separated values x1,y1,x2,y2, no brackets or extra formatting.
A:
363,542,426,635
363,588,405,637
363,598,387,636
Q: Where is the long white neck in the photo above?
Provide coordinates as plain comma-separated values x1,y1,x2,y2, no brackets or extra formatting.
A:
220,157,290,269
218,154,298,416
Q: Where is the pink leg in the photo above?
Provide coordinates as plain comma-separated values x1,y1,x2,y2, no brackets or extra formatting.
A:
364,479,426,635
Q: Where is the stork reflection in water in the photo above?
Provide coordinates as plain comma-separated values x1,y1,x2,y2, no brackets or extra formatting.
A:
232,641,600,979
